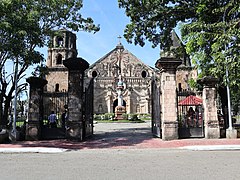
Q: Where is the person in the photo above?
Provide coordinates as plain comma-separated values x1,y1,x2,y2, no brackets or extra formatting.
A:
61,109,67,129
48,111,57,128
187,107,195,127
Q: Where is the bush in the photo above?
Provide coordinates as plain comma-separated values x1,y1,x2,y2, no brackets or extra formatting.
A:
122,113,128,120
94,113,114,121
130,114,139,121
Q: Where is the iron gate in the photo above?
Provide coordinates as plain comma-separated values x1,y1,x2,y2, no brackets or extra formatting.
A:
151,79,161,137
41,90,68,139
83,78,94,138
177,90,204,138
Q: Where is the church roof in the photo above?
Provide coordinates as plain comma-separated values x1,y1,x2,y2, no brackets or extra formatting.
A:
88,43,156,72
178,95,203,106
160,30,191,67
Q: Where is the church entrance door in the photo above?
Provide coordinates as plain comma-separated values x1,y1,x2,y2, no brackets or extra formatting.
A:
113,99,126,113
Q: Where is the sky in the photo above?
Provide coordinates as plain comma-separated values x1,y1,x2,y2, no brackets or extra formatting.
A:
41,0,162,67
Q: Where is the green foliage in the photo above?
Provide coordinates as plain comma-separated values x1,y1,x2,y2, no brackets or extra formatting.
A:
119,0,240,112
94,113,115,121
0,0,100,126
93,113,147,123
129,114,139,121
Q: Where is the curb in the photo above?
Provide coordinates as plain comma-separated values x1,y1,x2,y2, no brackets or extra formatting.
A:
179,145,240,151
0,147,68,153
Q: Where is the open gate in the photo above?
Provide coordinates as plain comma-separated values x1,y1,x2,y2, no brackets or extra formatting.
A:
151,79,161,137
41,90,68,140
177,90,204,138
83,78,94,138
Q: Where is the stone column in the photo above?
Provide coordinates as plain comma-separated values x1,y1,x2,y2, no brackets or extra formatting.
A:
26,77,47,140
106,89,112,113
199,76,220,139
155,57,182,140
126,89,132,114
63,57,89,141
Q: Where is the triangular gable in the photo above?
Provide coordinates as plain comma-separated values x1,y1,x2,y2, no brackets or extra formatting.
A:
88,44,156,73
178,95,202,106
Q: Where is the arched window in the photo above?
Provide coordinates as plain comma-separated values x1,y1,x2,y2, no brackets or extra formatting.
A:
57,37,63,47
141,71,147,78
55,84,59,92
178,83,182,91
56,54,62,65
92,71,98,78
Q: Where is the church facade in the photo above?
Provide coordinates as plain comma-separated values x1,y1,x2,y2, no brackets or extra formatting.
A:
86,42,160,115
44,29,196,116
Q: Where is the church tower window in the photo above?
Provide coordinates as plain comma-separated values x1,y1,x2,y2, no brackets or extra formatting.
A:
57,37,63,47
56,54,62,65
55,84,60,92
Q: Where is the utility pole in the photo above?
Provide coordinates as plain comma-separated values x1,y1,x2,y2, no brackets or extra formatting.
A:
223,6,237,138
12,57,19,140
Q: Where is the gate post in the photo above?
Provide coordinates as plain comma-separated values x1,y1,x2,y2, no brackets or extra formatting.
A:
199,76,220,139
155,57,181,140
63,57,89,141
26,77,47,140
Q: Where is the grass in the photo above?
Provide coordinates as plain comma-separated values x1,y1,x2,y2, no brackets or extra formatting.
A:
95,119,146,123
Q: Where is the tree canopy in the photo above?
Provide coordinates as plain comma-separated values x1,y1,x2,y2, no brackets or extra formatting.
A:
0,0,100,127
119,0,240,112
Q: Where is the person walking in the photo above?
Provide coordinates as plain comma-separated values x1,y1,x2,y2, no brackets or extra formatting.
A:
61,109,67,129
48,111,57,128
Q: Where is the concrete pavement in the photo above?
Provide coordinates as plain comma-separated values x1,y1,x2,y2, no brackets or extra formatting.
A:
1,121,240,153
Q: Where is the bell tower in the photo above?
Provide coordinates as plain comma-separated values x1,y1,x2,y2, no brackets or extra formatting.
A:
46,29,77,92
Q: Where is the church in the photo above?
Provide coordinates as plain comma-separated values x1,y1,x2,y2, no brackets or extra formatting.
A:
86,41,160,115
44,29,196,116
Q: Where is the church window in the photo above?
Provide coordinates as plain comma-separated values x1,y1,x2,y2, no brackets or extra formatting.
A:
141,71,147,78
92,71,98,78
56,54,62,65
55,84,59,92
178,83,182,91
98,104,103,113
57,37,63,47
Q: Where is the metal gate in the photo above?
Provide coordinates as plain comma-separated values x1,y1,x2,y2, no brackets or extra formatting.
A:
177,90,204,138
151,79,161,137
41,90,68,139
83,78,94,138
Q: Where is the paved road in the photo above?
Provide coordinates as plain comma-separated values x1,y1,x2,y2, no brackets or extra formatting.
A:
1,148,240,180
1,121,240,179
1,121,240,150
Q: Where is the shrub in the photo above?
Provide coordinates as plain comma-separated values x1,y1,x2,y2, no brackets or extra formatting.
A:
130,114,139,121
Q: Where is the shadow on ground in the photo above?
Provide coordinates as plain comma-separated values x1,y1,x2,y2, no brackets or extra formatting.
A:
8,126,156,150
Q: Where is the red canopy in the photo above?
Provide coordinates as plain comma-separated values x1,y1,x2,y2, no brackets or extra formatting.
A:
178,95,202,106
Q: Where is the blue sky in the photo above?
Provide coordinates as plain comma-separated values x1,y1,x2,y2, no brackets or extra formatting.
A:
78,0,161,67
41,0,161,67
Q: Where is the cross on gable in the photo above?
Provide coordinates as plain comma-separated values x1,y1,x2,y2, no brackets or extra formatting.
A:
117,35,122,44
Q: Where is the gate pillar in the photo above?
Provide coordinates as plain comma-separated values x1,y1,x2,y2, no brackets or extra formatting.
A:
156,57,181,140
26,77,47,140
63,57,89,141
199,76,220,139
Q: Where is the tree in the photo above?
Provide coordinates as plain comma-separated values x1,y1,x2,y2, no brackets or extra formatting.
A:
0,0,100,128
119,0,240,113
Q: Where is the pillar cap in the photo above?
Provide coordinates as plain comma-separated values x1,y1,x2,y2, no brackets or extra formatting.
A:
63,57,89,71
155,57,182,71
26,76,48,88
197,76,218,88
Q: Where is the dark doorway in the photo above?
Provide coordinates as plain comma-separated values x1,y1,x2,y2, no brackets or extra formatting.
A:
113,99,126,113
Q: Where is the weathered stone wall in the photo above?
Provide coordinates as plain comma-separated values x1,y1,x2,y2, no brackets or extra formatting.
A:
45,69,68,92
176,67,198,90
200,77,220,139
87,44,157,115
26,77,47,140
